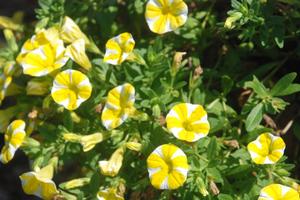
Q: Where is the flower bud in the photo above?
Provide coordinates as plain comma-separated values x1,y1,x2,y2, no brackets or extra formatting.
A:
0,16,22,31
126,142,142,152
198,178,209,197
80,133,104,152
99,147,125,177
224,12,242,29
171,52,186,76
61,177,90,190
26,78,51,96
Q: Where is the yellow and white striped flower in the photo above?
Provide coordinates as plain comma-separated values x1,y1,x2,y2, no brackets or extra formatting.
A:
145,0,188,34
101,83,135,130
97,188,124,200
20,165,59,200
51,69,92,110
166,103,210,142
0,120,26,164
103,33,135,65
17,28,69,77
0,62,15,104
147,144,188,190
65,39,92,70
60,16,90,45
247,133,285,165
258,184,299,200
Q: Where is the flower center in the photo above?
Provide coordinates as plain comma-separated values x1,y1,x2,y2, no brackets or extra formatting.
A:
182,120,193,132
161,6,171,15
69,84,79,94
165,159,174,174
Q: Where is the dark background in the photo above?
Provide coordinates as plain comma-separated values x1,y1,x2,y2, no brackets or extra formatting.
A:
0,2,39,200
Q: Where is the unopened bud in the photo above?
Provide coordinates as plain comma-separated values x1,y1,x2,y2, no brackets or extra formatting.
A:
126,142,142,152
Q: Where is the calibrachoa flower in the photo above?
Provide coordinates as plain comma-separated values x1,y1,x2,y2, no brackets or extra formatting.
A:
51,69,92,110
103,32,135,65
0,120,26,164
20,165,59,200
99,147,125,177
145,0,188,34
0,62,14,104
258,184,299,200
147,144,188,190
97,188,124,200
17,28,69,77
101,83,135,130
65,39,92,70
247,133,285,164
166,103,210,142
60,16,90,45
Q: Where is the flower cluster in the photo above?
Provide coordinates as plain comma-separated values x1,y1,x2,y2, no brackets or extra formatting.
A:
1,0,299,199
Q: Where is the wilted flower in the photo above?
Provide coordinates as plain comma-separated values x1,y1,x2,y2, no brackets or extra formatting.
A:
0,120,26,164
60,16,90,45
145,0,188,34
147,144,188,190
97,188,124,200
61,177,90,190
99,147,125,177
63,132,104,152
65,39,91,70
166,103,210,142
0,15,22,30
20,164,59,200
51,69,92,110
101,83,135,130
103,32,135,65
17,27,69,77
247,133,285,164
258,184,299,200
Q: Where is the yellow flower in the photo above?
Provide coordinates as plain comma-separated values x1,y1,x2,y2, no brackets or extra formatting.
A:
51,69,92,110
103,32,135,65
60,16,90,45
0,120,26,164
17,28,69,77
166,103,210,142
20,164,59,200
126,141,142,152
145,0,188,34
65,39,92,70
0,74,12,104
63,132,104,152
101,83,135,130
258,184,299,200
247,133,285,164
99,147,125,177
97,188,124,200
147,144,188,190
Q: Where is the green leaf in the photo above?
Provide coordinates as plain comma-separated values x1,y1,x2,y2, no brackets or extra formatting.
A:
218,194,234,200
274,83,300,96
270,72,297,96
221,75,234,95
244,76,269,98
207,136,218,160
245,102,263,132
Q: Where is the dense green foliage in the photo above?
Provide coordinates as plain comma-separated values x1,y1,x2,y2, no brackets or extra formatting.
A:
1,0,300,199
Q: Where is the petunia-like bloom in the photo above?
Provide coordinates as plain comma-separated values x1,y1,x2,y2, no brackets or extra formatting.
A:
258,184,299,200
0,74,12,104
0,120,26,164
166,103,210,142
99,147,125,177
103,32,135,65
247,133,286,165
101,83,135,130
97,188,124,200
17,27,69,77
147,144,188,190
51,69,92,110
145,0,188,34
20,164,59,200
65,39,92,70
